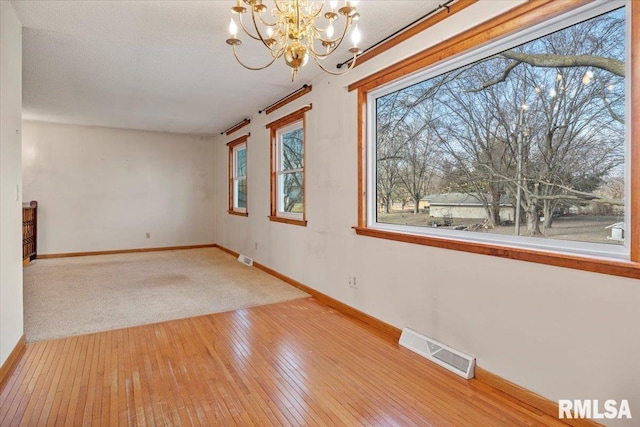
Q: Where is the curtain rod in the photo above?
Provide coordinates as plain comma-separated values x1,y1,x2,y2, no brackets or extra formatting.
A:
259,84,310,114
221,118,250,135
336,0,456,69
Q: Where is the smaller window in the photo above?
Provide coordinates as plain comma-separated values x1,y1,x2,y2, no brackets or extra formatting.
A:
266,105,312,226
227,135,248,216
276,121,304,217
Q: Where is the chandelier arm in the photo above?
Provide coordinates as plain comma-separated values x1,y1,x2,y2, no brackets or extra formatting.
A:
250,5,280,52
311,50,358,76
237,13,263,41
232,45,279,71
255,0,280,28
308,17,352,59
270,44,286,60
257,13,278,28
308,2,324,20
273,0,286,15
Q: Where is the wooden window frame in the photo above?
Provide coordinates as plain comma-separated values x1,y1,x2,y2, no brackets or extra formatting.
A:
350,0,640,280
227,134,249,217
350,0,478,70
266,105,312,227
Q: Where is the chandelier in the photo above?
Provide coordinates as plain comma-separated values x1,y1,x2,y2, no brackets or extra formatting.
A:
226,0,362,81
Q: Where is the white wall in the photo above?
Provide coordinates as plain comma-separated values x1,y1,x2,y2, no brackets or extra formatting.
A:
22,121,216,254
214,2,640,425
0,0,24,366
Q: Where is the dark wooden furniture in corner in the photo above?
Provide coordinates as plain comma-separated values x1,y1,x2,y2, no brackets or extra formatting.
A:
22,201,37,266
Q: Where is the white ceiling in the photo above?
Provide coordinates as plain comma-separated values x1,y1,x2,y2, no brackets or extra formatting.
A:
11,0,445,135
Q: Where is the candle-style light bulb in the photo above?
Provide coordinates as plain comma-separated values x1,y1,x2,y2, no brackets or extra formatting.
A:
330,0,338,9
267,26,274,37
326,22,335,38
229,18,238,37
351,25,361,47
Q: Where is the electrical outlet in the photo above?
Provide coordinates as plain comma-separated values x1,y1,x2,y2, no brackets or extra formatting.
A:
146,232,151,239
348,275,357,289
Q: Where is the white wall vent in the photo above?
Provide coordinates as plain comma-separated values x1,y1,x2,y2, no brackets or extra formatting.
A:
399,328,475,379
237,254,253,266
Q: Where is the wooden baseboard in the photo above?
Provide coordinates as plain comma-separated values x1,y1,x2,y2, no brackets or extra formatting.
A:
38,244,217,259
256,261,402,341
22,257,30,267
216,244,401,340
215,243,602,426
0,335,26,390
474,367,602,427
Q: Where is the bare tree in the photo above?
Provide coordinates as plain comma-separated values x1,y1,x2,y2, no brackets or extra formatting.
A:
437,8,624,235
376,92,406,213
376,81,445,213
397,98,440,214
472,11,625,90
373,8,625,239
434,62,517,227
281,129,304,213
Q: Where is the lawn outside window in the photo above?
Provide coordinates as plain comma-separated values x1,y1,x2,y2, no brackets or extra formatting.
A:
352,0,640,279
266,105,311,227
228,134,248,216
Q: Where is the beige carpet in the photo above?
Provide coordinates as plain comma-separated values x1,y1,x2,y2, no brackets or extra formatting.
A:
23,248,309,342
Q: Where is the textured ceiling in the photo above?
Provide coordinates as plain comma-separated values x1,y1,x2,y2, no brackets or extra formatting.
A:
11,0,445,134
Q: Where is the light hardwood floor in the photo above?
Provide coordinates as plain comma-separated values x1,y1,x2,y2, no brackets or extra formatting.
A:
1,298,568,426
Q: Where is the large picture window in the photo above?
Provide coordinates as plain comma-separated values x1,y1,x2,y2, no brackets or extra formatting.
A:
266,105,311,226
353,1,639,278
228,135,248,216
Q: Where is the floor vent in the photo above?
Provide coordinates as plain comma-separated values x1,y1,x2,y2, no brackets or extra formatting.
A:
237,254,253,267
399,328,475,379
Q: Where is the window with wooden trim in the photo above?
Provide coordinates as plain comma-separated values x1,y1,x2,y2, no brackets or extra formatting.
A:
266,105,312,226
228,135,248,216
354,1,640,279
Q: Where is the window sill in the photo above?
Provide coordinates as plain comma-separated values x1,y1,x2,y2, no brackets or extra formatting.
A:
227,210,248,217
353,226,640,280
269,216,307,227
